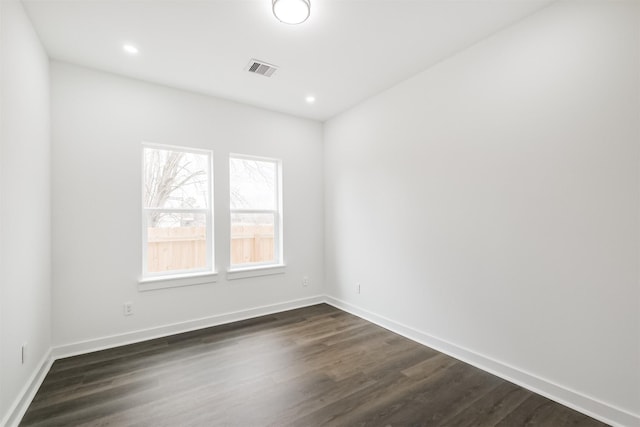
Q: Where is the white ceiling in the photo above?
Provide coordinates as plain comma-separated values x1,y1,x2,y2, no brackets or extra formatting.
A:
23,0,552,121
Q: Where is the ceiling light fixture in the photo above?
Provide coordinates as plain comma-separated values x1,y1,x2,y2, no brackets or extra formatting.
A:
305,95,316,104
122,44,139,55
272,0,310,25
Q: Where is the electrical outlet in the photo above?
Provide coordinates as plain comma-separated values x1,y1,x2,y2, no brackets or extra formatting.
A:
21,343,27,364
302,276,309,287
357,282,361,294
123,302,133,316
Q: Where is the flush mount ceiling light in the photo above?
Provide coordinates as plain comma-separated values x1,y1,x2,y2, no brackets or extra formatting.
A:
272,0,310,25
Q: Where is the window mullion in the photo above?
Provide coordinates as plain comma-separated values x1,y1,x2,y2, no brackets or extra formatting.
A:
144,208,209,213
230,209,277,215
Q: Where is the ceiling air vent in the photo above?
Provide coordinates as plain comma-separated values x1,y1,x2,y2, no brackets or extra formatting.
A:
246,59,278,77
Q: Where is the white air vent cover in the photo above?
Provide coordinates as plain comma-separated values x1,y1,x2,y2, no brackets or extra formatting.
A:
246,59,278,77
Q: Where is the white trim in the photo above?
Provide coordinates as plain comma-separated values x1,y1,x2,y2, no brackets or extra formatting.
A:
52,295,323,360
324,296,640,427
229,154,283,268
138,271,218,291
142,141,212,156
141,142,215,281
226,264,285,280
144,207,209,213
2,349,53,427
230,209,277,215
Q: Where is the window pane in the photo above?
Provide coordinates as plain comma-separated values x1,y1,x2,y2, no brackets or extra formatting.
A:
230,213,275,265
144,147,210,209
230,158,276,210
147,212,207,273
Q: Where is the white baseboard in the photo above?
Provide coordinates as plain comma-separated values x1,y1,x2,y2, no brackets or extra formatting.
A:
324,296,639,427
52,295,324,359
7,296,638,427
2,349,54,427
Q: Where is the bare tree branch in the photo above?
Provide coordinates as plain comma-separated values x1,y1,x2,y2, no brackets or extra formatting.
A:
144,149,208,227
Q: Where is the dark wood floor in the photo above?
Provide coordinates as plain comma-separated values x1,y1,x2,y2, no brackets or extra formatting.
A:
21,304,607,426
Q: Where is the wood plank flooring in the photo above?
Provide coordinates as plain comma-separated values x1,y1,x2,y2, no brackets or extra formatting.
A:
20,304,607,426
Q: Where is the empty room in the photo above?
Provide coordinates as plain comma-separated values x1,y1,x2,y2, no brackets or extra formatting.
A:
1,0,639,426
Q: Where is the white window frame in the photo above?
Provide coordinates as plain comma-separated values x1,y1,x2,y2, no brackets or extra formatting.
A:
228,153,284,278
139,142,216,290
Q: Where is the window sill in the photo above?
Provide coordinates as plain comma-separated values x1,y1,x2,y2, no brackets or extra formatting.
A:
226,264,286,280
138,271,218,292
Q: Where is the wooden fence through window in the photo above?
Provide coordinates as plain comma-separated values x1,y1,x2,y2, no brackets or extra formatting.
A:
147,225,274,272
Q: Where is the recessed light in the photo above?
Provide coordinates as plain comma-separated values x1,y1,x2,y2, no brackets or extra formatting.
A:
305,95,316,104
123,44,139,55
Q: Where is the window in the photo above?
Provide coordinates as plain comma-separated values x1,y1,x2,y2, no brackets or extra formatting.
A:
229,155,282,270
142,144,214,280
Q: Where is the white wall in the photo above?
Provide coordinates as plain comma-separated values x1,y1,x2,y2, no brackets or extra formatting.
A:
0,0,52,424
7,0,638,425
325,1,639,425
51,62,324,348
